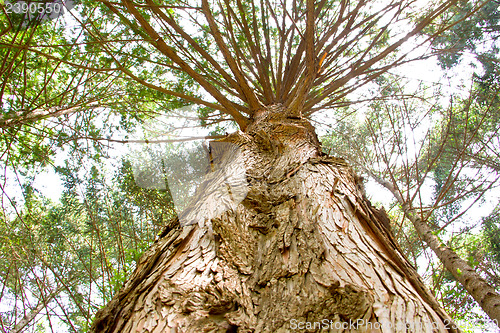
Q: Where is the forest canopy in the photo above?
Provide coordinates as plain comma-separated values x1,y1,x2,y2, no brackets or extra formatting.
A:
0,0,499,332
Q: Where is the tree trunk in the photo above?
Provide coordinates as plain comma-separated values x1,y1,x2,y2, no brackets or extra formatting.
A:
91,106,459,332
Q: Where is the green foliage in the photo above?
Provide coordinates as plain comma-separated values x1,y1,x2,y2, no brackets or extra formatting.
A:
0,149,176,331
427,0,500,89
483,208,500,265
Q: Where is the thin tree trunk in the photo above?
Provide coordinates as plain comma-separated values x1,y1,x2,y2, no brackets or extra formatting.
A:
11,285,65,333
92,106,459,332
371,173,500,326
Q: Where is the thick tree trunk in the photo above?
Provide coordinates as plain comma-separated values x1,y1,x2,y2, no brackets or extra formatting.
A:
91,106,459,332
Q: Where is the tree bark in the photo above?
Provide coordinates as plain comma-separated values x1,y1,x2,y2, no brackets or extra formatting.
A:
91,106,459,332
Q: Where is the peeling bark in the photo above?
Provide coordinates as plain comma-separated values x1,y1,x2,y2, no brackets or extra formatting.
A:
91,106,459,332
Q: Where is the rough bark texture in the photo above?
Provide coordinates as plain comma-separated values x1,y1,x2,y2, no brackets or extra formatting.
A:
91,105,459,332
